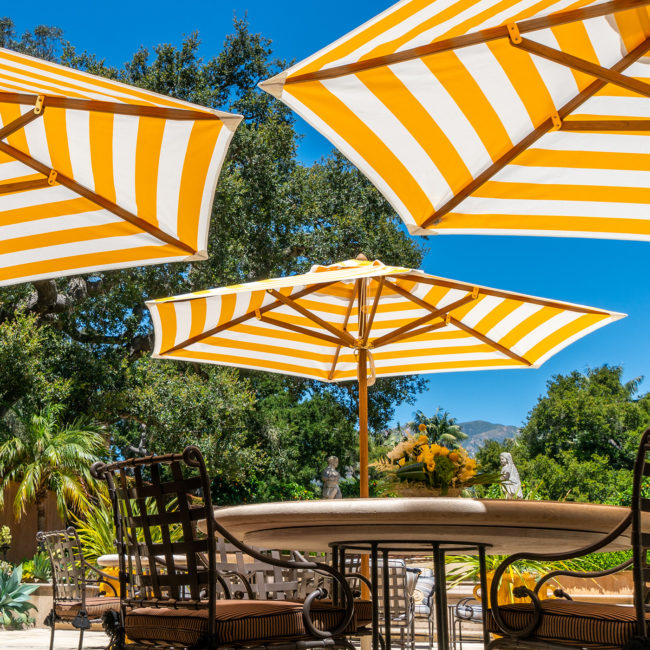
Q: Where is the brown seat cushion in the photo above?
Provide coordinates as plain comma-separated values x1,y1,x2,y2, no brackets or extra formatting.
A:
126,598,372,646
55,596,121,620
310,598,373,630
487,600,650,648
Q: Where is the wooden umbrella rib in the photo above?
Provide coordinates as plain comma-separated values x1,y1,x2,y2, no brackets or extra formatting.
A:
450,317,531,366
0,140,196,255
267,288,357,347
258,314,350,347
420,36,650,229
514,37,650,98
160,281,338,355
0,91,219,121
283,0,650,84
0,178,50,195
393,273,610,315
328,283,358,381
561,120,650,131
0,107,44,140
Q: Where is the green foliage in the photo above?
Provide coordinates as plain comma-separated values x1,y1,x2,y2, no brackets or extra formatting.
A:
0,565,38,629
20,552,51,583
478,365,650,504
410,408,468,448
71,495,184,565
70,501,116,566
0,405,106,525
476,438,516,476
0,18,63,60
519,365,648,469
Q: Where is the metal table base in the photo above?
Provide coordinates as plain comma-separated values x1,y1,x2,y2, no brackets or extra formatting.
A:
330,540,491,650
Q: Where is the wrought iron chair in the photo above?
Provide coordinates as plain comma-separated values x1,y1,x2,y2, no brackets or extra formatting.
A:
91,446,369,650
37,526,120,650
376,560,420,650
451,597,483,650
412,568,436,649
486,427,650,649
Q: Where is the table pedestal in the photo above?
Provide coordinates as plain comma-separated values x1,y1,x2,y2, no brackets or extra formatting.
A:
330,540,491,650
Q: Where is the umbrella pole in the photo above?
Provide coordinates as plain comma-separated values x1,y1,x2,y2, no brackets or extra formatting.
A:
358,349,369,498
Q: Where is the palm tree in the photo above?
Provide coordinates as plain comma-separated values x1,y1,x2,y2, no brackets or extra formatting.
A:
409,408,468,448
0,405,106,532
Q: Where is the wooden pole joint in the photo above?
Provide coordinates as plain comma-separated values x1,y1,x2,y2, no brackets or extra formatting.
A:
48,169,58,186
507,22,522,44
34,95,45,115
550,113,562,131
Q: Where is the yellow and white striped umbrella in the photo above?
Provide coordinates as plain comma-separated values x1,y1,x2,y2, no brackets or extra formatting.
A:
261,0,650,240
146,256,624,494
0,47,242,286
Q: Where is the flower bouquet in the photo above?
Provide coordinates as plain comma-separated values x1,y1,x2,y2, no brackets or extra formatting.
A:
373,425,499,497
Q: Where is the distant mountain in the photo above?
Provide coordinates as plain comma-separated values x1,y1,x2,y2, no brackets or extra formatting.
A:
458,420,519,454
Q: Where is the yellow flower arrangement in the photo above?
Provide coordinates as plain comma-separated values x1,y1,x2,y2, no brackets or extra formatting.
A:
373,432,498,495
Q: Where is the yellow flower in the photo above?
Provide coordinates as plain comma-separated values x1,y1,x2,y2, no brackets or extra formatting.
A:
438,446,450,457
418,434,428,444
398,458,406,466
418,423,427,432
449,451,460,463
426,461,436,472
417,452,424,463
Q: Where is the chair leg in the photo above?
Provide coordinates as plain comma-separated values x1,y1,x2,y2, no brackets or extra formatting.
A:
78,626,85,650
49,619,56,650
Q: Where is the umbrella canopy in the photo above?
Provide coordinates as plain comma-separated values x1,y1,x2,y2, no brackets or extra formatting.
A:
146,256,624,495
260,0,650,240
0,47,242,287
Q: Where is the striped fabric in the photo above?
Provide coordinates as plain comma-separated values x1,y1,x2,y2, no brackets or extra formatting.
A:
55,596,120,620
0,47,242,287
260,0,650,241
125,598,369,646
146,257,623,382
487,600,650,647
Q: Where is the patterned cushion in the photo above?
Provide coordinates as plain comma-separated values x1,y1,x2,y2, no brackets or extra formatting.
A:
487,600,650,648
126,598,372,646
413,570,435,617
55,596,121,620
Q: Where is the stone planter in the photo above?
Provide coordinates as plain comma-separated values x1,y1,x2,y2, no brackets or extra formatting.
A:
558,571,633,604
26,582,53,628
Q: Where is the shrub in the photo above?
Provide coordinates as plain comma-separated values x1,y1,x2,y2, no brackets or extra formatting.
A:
0,565,38,629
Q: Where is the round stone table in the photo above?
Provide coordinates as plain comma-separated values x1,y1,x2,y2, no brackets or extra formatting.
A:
208,498,638,555
203,498,643,650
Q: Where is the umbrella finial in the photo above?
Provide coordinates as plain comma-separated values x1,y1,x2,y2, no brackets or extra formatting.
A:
356,253,368,261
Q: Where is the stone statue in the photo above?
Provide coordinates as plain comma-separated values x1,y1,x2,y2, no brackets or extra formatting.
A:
322,456,342,499
500,452,523,500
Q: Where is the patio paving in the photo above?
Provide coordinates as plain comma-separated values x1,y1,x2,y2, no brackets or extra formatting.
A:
0,629,487,649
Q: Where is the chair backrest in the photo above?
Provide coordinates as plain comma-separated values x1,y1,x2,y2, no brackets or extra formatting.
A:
91,446,218,631
376,559,414,620
37,527,86,603
631,427,650,638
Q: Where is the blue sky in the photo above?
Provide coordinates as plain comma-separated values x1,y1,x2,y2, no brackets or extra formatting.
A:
6,2,648,428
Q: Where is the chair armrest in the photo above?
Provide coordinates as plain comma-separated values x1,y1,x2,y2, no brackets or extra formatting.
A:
489,512,632,639
217,569,255,600
83,560,119,597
